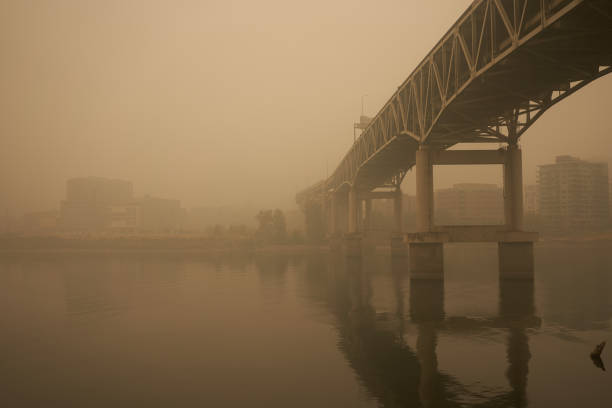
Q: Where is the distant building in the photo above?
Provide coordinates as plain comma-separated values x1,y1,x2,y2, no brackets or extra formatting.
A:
524,184,538,215
108,203,141,232
435,183,503,225
373,194,417,231
59,177,183,233
108,197,182,233
538,155,609,231
60,177,133,231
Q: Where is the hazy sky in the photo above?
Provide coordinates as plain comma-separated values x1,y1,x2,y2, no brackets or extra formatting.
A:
1,0,611,215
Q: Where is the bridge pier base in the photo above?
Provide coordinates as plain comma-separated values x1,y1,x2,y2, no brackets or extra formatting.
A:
409,242,444,280
499,241,534,280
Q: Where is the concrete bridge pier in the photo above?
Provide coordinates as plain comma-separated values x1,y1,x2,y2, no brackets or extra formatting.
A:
364,198,372,232
391,187,407,257
410,146,443,279
500,143,534,280
408,144,536,280
328,193,342,251
345,185,363,257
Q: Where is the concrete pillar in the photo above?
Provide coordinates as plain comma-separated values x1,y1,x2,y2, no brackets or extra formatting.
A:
337,191,348,234
504,144,524,231
393,188,403,233
390,188,407,256
364,198,372,232
416,146,434,232
329,193,337,236
409,243,444,279
348,186,360,234
345,186,362,257
498,242,534,280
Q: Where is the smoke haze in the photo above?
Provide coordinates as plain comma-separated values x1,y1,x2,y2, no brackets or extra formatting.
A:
1,0,611,215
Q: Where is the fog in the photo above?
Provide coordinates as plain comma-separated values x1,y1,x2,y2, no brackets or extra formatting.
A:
1,0,611,216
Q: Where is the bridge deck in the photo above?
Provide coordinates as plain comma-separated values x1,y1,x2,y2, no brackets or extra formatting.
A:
298,0,612,203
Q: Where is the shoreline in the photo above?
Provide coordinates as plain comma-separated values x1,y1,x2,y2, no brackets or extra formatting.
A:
1,237,611,256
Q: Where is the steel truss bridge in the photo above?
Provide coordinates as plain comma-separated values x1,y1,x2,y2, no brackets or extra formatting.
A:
297,0,612,203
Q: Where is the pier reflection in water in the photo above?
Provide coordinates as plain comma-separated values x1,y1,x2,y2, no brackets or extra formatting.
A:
318,256,538,408
1,244,611,407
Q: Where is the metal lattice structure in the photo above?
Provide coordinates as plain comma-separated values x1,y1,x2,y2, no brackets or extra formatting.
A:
298,0,612,204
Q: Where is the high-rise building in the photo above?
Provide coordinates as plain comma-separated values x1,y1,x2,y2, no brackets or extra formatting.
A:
538,155,609,231
524,184,538,215
435,183,503,225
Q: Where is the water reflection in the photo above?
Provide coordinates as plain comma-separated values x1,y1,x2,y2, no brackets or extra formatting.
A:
499,281,535,408
2,246,611,407
314,256,542,408
335,258,423,407
255,255,289,305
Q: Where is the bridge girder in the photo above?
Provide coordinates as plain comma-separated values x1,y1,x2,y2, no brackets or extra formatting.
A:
298,0,612,204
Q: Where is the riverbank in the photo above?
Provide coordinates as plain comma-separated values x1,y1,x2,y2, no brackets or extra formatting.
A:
0,236,329,256
1,233,610,256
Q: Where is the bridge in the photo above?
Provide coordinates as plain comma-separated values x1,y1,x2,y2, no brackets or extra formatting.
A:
296,0,612,277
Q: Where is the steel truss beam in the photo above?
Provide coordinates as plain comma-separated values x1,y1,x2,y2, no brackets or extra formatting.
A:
297,0,612,205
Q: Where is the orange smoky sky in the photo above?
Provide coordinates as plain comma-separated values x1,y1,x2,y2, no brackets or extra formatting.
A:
1,0,611,215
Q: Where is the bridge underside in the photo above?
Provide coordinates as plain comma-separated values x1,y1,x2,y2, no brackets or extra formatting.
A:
296,0,612,201
296,0,612,275
353,0,612,192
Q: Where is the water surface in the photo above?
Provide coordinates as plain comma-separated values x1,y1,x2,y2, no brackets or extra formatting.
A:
1,243,611,407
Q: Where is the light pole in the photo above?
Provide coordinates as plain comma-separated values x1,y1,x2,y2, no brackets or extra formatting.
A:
354,94,370,143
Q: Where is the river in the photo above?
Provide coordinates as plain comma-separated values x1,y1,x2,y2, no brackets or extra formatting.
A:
1,242,611,407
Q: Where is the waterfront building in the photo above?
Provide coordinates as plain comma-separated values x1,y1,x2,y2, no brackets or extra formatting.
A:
538,155,609,231
524,184,538,215
435,183,503,225
60,177,133,231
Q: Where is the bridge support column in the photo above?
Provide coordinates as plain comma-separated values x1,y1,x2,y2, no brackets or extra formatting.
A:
409,242,444,279
394,188,403,233
411,146,443,278
345,186,362,257
348,186,360,234
364,198,372,233
504,144,524,231
391,188,407,257
416,146,434,233
328,193,337,236
501,144,533,279
328,193,343,251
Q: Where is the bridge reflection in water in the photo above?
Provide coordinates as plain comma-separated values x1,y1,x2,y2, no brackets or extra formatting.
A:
303,255,540,408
